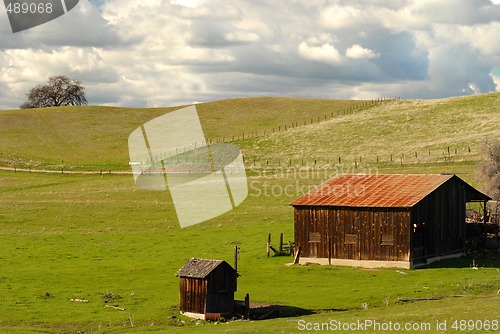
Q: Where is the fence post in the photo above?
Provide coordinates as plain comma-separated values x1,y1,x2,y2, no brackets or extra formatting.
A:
244,294,250,319
279,233,283,253
267,234,271,257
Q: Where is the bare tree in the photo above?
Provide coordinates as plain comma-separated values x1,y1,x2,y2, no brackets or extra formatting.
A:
478,140,500,200
20,75,87,109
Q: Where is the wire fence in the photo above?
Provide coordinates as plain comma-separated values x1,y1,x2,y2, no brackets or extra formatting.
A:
0,144,480,175
204,98,399,144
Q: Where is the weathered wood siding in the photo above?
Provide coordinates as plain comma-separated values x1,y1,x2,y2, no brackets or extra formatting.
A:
205,264,236,314
411,178,467,261
294,207,411,262
179,277,207,314
179,263,236,315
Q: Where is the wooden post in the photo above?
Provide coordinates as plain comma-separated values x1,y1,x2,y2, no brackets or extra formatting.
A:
244,293,250,319
293,246,301,264
234,245,238,275
266,234,271,257
279,233,283,253
288,241,293,256
328,236,331,265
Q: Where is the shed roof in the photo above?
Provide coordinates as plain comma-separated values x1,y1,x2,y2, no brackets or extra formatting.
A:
290,174,489,208
177,258,233,279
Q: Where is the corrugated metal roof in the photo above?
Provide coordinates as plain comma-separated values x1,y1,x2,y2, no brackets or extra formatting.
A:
177,258,230,278
290,174,454,208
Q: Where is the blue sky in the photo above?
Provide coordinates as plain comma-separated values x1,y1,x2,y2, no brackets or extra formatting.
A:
1,0,500,109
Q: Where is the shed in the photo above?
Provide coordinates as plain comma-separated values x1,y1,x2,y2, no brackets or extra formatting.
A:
290,174,491,268
177,258,237,320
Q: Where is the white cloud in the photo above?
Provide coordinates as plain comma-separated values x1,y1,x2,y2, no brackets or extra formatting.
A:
346,44,379,59
491,73,500,91
298,41,342,64
1,0,500,109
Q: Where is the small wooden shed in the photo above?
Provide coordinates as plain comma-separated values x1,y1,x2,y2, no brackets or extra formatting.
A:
177,258,237,320
291,174,490,268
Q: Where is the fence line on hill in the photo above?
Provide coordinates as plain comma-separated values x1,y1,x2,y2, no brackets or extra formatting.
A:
0,144,479,175
204,98,399,144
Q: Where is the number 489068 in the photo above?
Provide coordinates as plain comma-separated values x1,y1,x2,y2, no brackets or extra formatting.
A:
6,2,53,14
451,320,498,331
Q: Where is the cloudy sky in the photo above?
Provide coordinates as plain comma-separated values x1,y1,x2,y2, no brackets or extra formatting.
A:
1,0,500,109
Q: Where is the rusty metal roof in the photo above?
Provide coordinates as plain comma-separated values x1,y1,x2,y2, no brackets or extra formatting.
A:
177,258,232,278
290,174,456,208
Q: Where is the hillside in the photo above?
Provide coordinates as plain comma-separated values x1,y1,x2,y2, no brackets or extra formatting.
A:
242,93,500,167
0,97,367,170
0,93,498,172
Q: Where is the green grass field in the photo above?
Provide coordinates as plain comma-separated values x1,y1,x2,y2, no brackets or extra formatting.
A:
0,94,499,333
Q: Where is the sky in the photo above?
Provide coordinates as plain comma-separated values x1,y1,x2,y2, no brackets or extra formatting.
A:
1,0,500,109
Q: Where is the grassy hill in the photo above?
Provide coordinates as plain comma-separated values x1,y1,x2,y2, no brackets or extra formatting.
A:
0,94,499,333
2,93,498,172
0,97,367,170
242,94,500,167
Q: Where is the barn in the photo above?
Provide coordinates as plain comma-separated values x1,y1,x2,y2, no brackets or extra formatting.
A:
177,258,237,320
290,174,491,268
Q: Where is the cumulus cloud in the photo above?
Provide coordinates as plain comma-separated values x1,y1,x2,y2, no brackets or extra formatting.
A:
0,0,499,109
346,44,379,59
298,40,342,64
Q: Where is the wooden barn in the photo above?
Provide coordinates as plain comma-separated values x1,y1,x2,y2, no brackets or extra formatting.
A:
290,174,490,268
177,258,237,320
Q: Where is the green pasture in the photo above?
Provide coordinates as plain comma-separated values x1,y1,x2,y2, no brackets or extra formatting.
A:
0,94,499,333
1,166,499,333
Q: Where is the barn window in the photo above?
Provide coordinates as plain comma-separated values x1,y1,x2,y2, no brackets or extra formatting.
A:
344,234,357,245
308,232,321,243
381,234,394,246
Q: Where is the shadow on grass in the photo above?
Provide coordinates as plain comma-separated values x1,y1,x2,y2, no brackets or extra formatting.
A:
246,304,348,321
420,250,500,269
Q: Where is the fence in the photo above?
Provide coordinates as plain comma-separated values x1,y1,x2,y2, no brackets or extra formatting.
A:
204,98,399,144
0,143,481,175
242,145,478,169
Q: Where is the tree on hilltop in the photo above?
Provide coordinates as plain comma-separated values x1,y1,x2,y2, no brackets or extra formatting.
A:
20,75,87,109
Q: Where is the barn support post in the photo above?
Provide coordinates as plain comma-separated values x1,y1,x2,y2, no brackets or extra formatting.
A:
328,236,332,265
293,246,301,264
